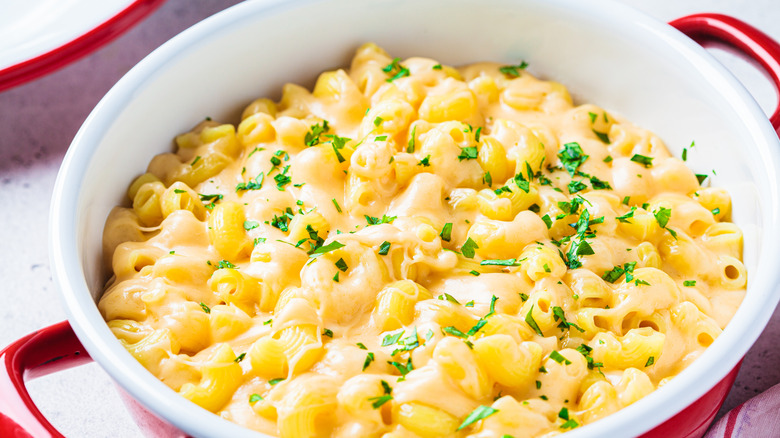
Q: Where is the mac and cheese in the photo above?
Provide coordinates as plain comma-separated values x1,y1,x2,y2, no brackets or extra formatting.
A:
100,43,746,437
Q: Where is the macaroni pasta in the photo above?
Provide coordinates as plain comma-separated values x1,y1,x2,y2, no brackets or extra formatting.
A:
100,43,746,437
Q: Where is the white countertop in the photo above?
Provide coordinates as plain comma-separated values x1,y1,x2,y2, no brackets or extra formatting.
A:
1,0,778,436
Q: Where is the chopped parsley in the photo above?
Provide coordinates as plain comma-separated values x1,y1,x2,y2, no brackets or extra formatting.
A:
590,175,612,190
199,302,211,314
308,240,345,257
199,193,223,210
234,352,246,362
458,405,499,430
243,220,259,231
480,258,521,266
382,331,404,346
645,356,655,367
552,306,584,332
616,206,636,223
439,293,460,304
249,394,262,403
407,126,416,153
442,326,468,338
550,350,572,365
557,142,589,176
560,419,579,429
602,261,637,283
432,64,442,70
387,357,414,376
684,280,697,287
382,57,410,82
592,130,610,144
270,209,294,232
461,237,479,258
458,146,479,161
567,180,587,194
335,258,348,272
486,295,499,317
365,214,396,225
469,270,480,276
541,214,553,229
630,154,654,168
654,207,671,228
440,223,453,242
273,166,292,190
217,260,237,269
332,198,342,213
363,352,375,370
525,305,544,336
368,394,392,408
268,378,285,385
236,172,264,191
418,155,432,167
498,61,529,78
304,120,330,146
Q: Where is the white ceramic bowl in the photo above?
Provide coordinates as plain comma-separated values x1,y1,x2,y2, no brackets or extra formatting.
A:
50,0,780,436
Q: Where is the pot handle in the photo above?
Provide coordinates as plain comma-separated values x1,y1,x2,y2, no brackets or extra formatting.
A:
0,321,92,438
670,13,780,134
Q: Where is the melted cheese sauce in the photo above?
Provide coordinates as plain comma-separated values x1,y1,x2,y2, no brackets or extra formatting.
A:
100,43,746,437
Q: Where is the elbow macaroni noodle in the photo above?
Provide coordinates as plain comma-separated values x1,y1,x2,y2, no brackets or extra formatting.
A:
100,43,746,437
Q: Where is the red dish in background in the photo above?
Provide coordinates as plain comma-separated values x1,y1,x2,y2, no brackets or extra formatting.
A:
0,0,165,93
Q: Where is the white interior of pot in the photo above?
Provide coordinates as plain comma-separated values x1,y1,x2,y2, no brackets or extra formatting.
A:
52,0,780,436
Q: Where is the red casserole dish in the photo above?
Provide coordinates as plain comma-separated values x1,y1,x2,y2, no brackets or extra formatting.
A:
2,2,780,437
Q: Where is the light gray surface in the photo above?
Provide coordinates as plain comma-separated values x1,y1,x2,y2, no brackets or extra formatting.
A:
0,0,778,436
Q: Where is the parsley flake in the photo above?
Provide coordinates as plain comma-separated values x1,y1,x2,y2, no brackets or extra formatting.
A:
550,350,572,365
461,237,479,258
368,394,392,408
558,142,589,176
308,240,345,257
498,61,529,78
525,305,544,336
382,57,410,82
458,146,479,161
363,352,375,370
458,406,499,430
440,223,453,242
630,154,654,168
304,120,330,146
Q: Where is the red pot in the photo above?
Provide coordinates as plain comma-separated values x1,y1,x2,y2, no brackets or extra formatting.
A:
2,7,779,438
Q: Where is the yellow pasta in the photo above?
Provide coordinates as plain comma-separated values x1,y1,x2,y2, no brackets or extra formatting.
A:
100,45,747,437
179,343,243,412
207,201,253,261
